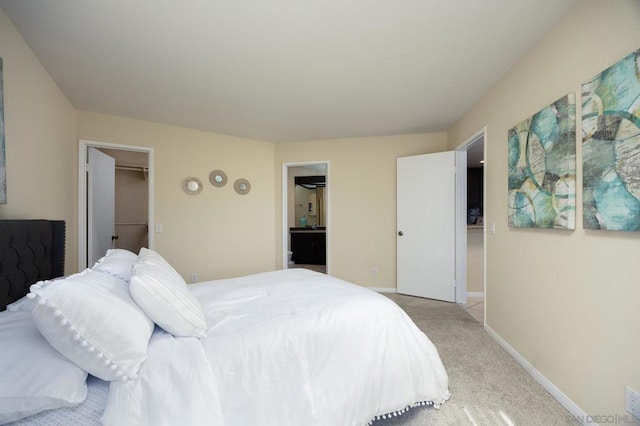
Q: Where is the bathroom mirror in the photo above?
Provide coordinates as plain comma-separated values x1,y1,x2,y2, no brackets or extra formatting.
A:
294,175,326,227
209,169,227,187
234,178,251,195
182,177,203,195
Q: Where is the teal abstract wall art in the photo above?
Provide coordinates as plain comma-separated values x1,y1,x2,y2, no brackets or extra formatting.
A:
508,94,576,229
0,57,5,204
582,49,640,231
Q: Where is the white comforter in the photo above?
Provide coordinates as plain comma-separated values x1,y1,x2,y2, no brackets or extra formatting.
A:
103,269,449,426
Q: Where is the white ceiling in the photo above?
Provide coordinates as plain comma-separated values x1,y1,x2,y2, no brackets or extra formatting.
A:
0,0,575,142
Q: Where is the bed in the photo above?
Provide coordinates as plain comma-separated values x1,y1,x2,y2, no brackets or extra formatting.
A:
0,220,450,425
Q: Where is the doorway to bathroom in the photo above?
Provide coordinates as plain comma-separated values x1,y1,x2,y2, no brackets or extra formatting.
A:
282,162,330,274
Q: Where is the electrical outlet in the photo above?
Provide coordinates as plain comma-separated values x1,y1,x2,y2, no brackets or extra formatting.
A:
372,267,378,277
190,272,198,283
627,386,640,420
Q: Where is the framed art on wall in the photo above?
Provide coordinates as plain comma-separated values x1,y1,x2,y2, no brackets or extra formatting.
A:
582,49,640,231
508,93,576,229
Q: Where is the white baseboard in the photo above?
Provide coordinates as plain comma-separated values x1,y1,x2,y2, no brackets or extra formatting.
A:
484,325,588,425
372,288,481,297
370,287,397,293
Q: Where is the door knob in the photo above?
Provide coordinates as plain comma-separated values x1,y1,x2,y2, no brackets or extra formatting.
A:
398,231,404,236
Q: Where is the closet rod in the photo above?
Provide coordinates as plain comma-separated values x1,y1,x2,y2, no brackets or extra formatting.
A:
115,163,148,172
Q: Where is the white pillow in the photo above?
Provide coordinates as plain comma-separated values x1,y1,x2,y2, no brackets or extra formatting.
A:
0,311,88,424
29,270,154,381
130,248,207,338
6,276,69,313
91,249,138,282
5,297,32,312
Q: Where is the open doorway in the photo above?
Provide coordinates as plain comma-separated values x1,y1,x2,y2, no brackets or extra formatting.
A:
78,140,154,270
455,128,486,323
282,162,330,274
99,148,149,253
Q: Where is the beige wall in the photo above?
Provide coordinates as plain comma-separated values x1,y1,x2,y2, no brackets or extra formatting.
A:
275,133,447,288
77,111,276,282
0,10,77,274
448,0,640,418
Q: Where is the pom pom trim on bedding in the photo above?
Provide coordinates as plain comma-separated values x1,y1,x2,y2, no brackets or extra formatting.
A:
366,399,448,425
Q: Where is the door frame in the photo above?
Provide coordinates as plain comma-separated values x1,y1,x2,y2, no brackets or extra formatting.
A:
454,127,486,306
281,161,330,274
78,139,154,270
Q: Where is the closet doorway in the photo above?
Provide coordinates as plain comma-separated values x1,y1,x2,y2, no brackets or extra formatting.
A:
282,162,330,275
78,140,154,270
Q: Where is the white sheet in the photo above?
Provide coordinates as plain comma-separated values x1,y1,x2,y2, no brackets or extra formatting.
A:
103,269,450,426
9,376,108,426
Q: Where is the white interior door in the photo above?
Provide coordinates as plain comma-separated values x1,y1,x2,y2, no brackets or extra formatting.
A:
88,147,115,266
397,151,456,302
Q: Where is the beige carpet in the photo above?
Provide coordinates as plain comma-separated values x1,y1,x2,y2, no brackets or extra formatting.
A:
373,294,578,425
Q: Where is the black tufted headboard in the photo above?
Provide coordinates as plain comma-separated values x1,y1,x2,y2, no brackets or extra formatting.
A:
0,220,66,311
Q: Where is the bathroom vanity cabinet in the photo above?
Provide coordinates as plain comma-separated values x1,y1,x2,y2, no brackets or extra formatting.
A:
290,228,326,265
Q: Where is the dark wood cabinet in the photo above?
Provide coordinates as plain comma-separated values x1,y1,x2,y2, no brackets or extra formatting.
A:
290,231,326,265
